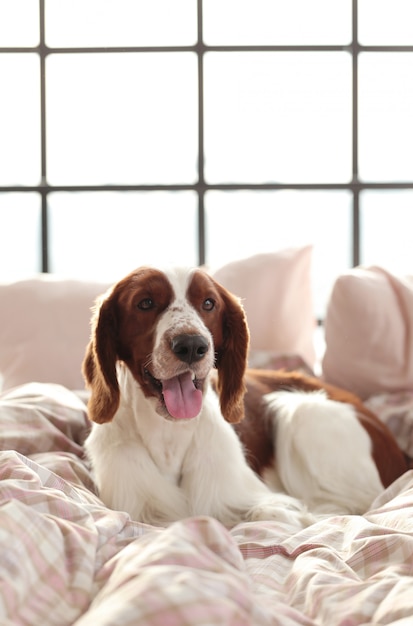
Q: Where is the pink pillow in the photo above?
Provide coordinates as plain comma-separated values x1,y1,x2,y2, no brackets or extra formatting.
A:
322,266,413,399
0,275,111,391
213,247,316,368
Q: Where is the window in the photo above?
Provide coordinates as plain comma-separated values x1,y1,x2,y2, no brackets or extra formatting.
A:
1,0,413,317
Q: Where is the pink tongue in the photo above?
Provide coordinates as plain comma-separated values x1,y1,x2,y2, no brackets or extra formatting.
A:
162,371,202,419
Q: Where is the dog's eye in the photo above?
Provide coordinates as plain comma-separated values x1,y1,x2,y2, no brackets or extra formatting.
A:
137,298,154,310
203,298,215,311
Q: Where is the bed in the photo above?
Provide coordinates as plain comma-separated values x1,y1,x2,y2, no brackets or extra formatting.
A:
1,247,413,625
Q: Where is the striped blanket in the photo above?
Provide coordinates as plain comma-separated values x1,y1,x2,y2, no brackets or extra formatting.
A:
1,383,412,625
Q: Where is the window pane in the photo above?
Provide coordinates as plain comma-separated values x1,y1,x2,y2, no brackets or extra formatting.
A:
0,0,39,46
360,191,413,272
359,0,413,45
46,53,198,185
204,52,352,184
205,190,352,317
204,0,351,45
0,54,41,185
45,0,197,47
48,191,198,280
359,53,413,182
0,193,41,280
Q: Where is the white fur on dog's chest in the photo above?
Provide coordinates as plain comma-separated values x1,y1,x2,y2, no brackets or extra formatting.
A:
113,370,197,486
140,419,196,486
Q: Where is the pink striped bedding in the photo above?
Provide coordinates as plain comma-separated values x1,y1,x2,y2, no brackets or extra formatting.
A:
1,382,413,625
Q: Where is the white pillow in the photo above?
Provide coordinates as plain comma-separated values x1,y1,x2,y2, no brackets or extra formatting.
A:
0,249,316,391
0,275,110,391
322,266,413,399
213,246,316,368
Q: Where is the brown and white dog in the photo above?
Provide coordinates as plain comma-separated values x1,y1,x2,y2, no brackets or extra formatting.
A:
83,266,408,527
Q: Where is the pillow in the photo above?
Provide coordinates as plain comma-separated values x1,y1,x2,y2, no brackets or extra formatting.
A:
212,247,316,368
322,266,413,399
0,275,111,391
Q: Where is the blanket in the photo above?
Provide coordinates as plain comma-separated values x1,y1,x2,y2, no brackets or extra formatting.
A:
1,383,413,625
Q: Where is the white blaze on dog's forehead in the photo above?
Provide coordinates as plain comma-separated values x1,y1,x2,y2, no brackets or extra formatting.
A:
155,266,211,342
162,266,198,313
164,266,196,301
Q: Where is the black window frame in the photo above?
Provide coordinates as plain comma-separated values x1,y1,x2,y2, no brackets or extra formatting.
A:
1,0,413,273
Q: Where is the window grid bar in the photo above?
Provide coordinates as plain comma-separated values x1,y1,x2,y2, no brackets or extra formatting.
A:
3,44,413,54
352,190,361,267
2,182,413,193
39,0,46,182
197,0,206,264
38,0,48,270
351,0,360,266
0,46,350,53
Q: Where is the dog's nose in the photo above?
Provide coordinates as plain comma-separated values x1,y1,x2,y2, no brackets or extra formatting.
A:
171,334,209,364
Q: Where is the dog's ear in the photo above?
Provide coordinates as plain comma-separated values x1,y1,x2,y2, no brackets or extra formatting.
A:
214,284,250,424
82,292,120,424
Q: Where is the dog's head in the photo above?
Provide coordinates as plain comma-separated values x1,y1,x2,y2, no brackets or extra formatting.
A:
82,266,250,425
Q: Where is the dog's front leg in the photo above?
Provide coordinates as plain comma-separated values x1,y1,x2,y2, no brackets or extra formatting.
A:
246,490,315,528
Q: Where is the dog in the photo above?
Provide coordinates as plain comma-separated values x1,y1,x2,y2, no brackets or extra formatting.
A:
83,266,408,527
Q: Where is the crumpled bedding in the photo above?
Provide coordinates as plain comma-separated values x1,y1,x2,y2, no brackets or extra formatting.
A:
1,382,413,625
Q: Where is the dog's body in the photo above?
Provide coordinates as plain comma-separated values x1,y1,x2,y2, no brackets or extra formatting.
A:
83,266,408,527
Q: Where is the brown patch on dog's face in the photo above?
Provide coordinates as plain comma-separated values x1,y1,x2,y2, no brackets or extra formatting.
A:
115,268,175,396
187,269,250,424
186,270,226,351
83,267,176,422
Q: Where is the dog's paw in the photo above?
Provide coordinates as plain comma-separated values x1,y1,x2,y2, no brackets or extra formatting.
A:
247,493,315,528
